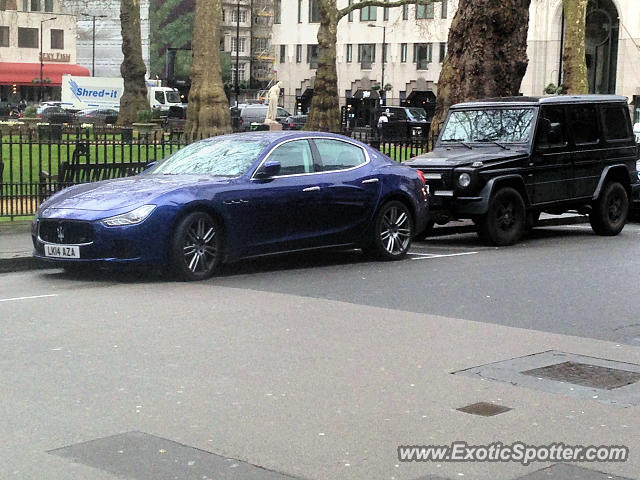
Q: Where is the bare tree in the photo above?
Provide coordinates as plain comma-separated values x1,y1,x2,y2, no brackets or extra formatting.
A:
306,0,438,132
118,0,149,125
561,0,589,93
185,0,231,140
429,0,531,136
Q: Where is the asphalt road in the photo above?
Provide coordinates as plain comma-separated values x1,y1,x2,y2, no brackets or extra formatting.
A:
2,220,640,480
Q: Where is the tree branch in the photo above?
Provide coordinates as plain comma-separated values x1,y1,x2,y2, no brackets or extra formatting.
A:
338,0,439,20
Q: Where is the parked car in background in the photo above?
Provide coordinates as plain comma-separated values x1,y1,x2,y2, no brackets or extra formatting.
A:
407,95,639,245
283,114,307,130
33,132,428,281
239,104,291,131
39,106,74,124
37,101,63,115
376,106,430,140
75,108,118,125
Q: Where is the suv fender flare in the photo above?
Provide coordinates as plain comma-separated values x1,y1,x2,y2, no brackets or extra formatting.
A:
592,164,631,200
460,175,529,216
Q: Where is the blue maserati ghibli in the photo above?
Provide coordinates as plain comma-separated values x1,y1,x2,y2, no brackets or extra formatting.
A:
32,132,428,280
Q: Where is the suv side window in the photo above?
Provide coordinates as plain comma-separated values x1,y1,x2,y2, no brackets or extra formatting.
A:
536,106,566,149
266,140,314,175
568,105,600,145
601,106,631,141
314,139,366,171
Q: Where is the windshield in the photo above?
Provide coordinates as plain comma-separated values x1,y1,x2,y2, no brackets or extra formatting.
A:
440,108,535,143
407,108,428,121
148,138,269,176
165,91,182,104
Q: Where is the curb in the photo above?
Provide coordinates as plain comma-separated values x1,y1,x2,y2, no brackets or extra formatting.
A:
428,214,589,237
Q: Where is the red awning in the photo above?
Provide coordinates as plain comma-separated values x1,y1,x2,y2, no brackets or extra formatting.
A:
0,63,90,86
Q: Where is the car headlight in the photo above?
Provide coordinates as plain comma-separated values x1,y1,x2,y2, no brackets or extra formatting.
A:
102,205,156,227
458,173,472,188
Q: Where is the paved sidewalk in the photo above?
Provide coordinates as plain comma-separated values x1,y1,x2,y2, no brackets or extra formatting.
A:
0,214,591,274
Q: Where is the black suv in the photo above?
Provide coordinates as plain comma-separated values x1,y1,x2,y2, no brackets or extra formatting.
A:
377,106,430,140
406,95,640,245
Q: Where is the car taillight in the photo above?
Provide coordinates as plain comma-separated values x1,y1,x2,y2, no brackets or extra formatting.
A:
289,123,295,128
416,169,426,185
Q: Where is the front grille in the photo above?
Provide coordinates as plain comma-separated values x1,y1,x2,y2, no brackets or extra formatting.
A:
39,220,94,244
419,168,453,190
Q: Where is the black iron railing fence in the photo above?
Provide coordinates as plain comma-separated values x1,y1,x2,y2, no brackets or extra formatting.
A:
0,124,434,219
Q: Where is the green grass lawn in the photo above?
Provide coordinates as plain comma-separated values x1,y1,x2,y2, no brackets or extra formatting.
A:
381,144,428,162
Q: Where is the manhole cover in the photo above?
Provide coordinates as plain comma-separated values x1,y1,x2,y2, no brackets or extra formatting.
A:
456,401,512,417
522,361,640,390
452,351,640,407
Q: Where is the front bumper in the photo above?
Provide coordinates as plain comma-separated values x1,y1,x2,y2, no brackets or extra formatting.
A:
31,215,171,266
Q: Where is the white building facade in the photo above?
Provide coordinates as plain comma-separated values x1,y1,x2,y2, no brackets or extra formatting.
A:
272,0,640,123
0,0,88,102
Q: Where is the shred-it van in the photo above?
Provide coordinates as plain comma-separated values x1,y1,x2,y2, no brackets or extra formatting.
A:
61,75,183,113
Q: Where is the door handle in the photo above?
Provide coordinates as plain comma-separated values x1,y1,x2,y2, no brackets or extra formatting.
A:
362,178,379,184
303,186,321,192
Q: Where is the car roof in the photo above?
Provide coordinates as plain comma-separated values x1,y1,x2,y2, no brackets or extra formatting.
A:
451,94,628,109
199,131,360,144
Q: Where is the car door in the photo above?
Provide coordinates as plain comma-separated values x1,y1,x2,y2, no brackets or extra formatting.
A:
567,104,603,199
310,138,381,243
230,138,326,255
529,105,574,204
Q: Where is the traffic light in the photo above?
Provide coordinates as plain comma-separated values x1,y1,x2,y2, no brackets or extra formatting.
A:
12,84,17,95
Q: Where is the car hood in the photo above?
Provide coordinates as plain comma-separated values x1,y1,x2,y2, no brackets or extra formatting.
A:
406,146,529,168
39,175,233,215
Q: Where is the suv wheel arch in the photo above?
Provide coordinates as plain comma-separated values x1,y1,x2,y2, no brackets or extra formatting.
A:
470,175,530,216
592,164,632,200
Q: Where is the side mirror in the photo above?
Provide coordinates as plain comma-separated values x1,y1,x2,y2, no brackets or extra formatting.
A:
255,160,281,179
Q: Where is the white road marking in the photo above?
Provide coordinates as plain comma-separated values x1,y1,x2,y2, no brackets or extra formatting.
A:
409,251,479,260
0,294,58,303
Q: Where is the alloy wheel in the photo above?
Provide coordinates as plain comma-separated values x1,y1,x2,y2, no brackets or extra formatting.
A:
380,205,412,255
183,217,218,274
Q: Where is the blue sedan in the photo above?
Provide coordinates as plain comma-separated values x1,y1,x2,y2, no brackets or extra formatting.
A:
32,132,428,280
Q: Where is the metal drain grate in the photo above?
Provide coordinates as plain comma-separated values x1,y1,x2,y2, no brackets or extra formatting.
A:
522,361,640,390
456,402,512,417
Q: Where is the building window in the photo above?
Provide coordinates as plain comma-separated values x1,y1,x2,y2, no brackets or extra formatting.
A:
309,0,320,23
44,0,53,12
416,3,434,19
231,37,246,53
22,0,27,11
402,4,408,20
296,44,302,63
0,26,8,47
0,0,6,10
18,27,38,48
298,0,303,23
441,0,447,18
222,9,225,22
220,37,224,51
439,42,447,63
348,0,353,22
360,5,376,21
280,44,286,63
400,43,407,62
307,44,318,69
358,43,375,69
254,37,268,52
30,0,40,11
51,29,63,49
231,63,246,83
346,44,352,63
231,9,246,23
383,0,389,20
274,0,281,23
414,43,432,69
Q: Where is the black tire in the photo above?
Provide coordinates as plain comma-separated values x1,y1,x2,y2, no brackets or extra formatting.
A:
363,200,413,260
170,211,222,281
477,187,526,246
589,181,628,236
413,218,435,241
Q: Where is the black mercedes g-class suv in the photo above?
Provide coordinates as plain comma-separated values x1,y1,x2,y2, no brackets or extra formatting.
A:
406,95,640,245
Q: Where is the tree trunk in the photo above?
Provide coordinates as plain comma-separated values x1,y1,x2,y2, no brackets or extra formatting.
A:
118,0,149,126
305,1,340,132
561,0,589,94
430,0,531,137
185,0,231,140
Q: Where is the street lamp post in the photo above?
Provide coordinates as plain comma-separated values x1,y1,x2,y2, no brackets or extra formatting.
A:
368,24,387,106
81,13,108,76
234,0,241,106
40,16,57,102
